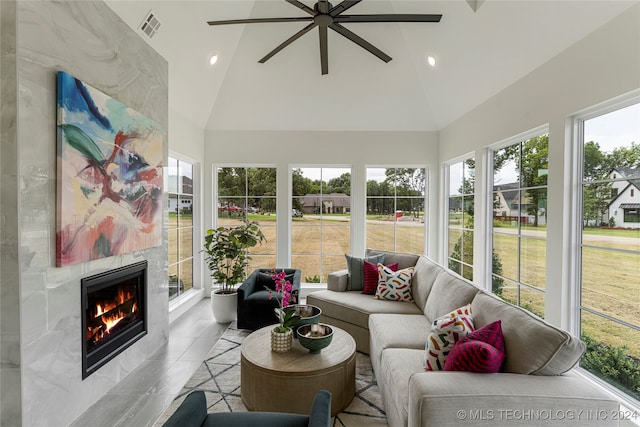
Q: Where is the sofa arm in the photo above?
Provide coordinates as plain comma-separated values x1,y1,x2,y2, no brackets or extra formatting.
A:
237,269,260,303
327,269,349,292
162,391,208,427
407,371,619,427
308,390,332,427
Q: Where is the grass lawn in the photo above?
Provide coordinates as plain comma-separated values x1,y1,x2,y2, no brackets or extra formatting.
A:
492,230,640,357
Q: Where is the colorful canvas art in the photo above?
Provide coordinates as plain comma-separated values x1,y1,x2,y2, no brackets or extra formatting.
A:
56,71,163,267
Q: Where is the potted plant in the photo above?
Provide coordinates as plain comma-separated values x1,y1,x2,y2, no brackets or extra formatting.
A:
267,270,301,352
203,220,265,323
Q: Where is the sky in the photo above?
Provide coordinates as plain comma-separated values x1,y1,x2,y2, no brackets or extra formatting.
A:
584,103,640,153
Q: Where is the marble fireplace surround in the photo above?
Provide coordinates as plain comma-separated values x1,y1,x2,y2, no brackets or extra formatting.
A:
1,1,169,426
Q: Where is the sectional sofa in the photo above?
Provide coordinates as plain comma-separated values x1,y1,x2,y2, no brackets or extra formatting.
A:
307,249,620,427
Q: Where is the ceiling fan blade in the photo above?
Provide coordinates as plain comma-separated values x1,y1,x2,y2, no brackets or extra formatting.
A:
319,26,329,75
330,23,392,63
330,0,363,17
318,0,330,14
259,22,318,63
285,0,316,16
208,17,313,26
334,14,442,23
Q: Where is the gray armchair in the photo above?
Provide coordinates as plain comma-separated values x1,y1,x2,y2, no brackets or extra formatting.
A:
162,389,331,427
237,268,302,330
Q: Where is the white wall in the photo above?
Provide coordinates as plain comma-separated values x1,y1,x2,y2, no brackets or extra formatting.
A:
6,2,170,425
439,4,640,329
203,130,439,292
169,111,205,161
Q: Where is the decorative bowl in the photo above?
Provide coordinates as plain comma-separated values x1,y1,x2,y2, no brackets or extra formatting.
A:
297,323,333,354
286,304,322,335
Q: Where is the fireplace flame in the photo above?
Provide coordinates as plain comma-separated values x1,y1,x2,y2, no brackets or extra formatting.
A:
95,289,133,317
102,310,125,333
90,286,138,343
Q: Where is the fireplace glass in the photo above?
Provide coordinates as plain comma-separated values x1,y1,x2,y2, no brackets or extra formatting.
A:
82,261,147,379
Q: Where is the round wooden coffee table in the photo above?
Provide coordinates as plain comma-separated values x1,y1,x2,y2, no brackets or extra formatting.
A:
240,324,356,416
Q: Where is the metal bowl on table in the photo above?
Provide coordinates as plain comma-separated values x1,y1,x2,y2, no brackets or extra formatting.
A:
297,323,333,354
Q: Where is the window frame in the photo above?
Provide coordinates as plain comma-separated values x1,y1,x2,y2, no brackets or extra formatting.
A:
572,94,640,407
289,165,352,283
365,165,428,255
444,155,476,281
487,125,549,318
167,153,200,307
213,164,278,273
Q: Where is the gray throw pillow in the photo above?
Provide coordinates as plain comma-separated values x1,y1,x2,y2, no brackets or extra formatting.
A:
345,254,385,291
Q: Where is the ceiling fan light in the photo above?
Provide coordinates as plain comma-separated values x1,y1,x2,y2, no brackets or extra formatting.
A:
426,54,437,67
209,53,219,66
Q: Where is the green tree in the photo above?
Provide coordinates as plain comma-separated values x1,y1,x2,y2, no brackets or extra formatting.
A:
327,172,351,195
582,142,613,226
519,135,548,227
366,179,394,214
292,168,311,210
217,167,246,196
583,141,608,180
607,141,640,170
386,168,425,196
448,216,505,295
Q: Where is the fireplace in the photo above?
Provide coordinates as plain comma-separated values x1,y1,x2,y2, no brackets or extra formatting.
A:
81,261,147,379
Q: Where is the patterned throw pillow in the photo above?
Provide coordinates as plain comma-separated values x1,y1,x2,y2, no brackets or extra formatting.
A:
375,264,415,302
425,304,474,371
362,261,398,295
345,254,385,291
444,320,505,373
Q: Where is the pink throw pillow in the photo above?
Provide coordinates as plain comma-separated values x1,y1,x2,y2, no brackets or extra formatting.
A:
444,320,505,373
362,261,398,295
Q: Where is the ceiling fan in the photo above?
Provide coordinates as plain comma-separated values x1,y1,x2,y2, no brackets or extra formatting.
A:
207,0,442,75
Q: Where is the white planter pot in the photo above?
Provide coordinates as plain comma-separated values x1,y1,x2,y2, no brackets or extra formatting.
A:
210,290,238,323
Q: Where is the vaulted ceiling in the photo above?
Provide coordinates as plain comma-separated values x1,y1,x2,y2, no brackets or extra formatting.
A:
105,1,637,131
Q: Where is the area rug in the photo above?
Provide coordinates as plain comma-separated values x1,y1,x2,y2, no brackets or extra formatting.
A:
154,324,387,426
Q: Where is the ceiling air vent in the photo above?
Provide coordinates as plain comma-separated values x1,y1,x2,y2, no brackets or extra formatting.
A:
139,10,161,39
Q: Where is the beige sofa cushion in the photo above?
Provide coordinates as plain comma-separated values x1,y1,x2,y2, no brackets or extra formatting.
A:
423,270,479,322
472,291,585,375
365,248,420,270
368,313,430,374
308,290,422,329
378,348,425,427
411,256,444,311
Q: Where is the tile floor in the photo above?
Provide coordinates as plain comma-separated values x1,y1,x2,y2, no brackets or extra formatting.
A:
71,298,227,427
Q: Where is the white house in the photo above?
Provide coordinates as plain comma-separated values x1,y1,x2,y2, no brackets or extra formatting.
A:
606,167,640,228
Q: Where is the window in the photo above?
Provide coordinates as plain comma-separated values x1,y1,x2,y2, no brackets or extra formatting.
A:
578,101,640,401
291,167,351,282
446,158,475,280
366,167,426,254
167,157,195,301
216,167,277,271
624,208,640,223
491,133,548,317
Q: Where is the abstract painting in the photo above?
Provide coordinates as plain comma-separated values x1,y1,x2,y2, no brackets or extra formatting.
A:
56,71,163,267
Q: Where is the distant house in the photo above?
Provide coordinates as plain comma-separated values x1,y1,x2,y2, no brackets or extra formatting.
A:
605,167,640,228
299,193,350,214
493,182,546,225
168,176,193,213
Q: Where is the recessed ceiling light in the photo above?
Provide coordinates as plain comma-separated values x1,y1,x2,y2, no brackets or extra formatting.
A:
209,54,219,66
426,54,437,68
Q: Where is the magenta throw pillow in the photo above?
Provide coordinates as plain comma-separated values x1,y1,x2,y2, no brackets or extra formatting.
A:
444,320,505,373
362,261,398,295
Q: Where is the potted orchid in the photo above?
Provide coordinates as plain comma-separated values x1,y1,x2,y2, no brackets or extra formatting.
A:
267,269,301,352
